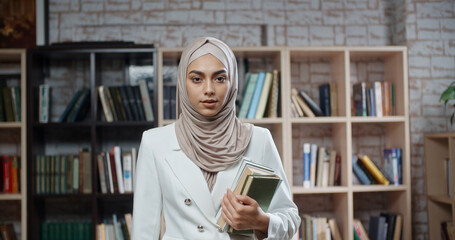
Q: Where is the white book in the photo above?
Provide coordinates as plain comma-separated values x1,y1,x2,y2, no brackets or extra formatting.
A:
123,153,133,192
138,79,154,121
374,81,383,117
106,152,114,194
39,84,50,123
316,147,325,187
98,86,114,122
113,146,125,194
131,147,137,191
322,157,330,187
113,214,124,240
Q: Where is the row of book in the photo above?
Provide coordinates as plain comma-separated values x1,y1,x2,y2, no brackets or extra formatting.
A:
98,80,154,122
38,79,154,123
353,81,395,117
290,83,337,118
302,144,341,188
0,223,17,240
299,215,342,240
35,149,92,194
0,86,21,122
238,70,280,119
40,221,92,240
442,221,454,240
96,213,132,240
352,149,402,186
97,146,137,194
364,213,403,240
163,85,176,120
1,155,20,193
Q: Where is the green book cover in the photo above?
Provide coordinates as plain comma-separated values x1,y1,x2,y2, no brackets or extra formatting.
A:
238,73,258,119
228,174,282,235
3,87,14,121
15,86,21,121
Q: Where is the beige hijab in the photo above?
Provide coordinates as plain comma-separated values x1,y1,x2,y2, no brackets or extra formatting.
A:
175,37,253,191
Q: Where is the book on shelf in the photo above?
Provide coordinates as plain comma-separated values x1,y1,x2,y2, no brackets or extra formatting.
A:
358,155,390,185
290,95,304,117
119,86,134,121
247,72,266,119
309,144,318,187
353,81,394,117
2,87,14,122
215,158,281,233
319,83,331,116
97,213,131,240
353,219,369,240
163,85,171,119
367,213,402,240
303,143,311,188
291,88,315,118
266,70,280,118
300,214,338,240
98,86,114,122
0,223,17,240
353,82,367,117
298,89,323,117
352,154,372,185
10,86,20,121
0,82,6,122
1,155,20,193
138,79,155,121
238,73,258,119
441,221,453,240
79,148,92,194
369,215,387,240
40,221,92,240
64,88,91,123
383,148,402,185
97,147,138,194
255,72,273,119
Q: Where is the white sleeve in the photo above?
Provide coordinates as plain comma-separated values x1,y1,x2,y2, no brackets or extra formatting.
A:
261,129,301,240
132,132,162,240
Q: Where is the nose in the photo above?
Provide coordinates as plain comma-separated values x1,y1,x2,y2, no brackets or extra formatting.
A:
203,80,214,96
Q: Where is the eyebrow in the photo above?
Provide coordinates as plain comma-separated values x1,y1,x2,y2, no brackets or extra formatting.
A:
188,69,227,76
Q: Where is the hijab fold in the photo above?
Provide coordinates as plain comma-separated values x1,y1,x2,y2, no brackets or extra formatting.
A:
175,37,253,191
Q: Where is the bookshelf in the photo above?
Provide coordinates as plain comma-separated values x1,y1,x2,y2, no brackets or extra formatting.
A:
424,132,455,239
0,49,27,240
26,45,156,240
157,46,411,240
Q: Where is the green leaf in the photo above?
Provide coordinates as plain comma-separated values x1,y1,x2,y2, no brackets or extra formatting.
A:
440,86,455,105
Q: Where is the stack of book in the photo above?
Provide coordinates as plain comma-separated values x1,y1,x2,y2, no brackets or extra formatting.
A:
97,146,137,194
352,81,395,117
300,215,342,240
0,85,21,122
238,70,280,119
290,83,337,118
1,155,20,194
40,221,92,240
441,221,454,240
352,149,402,186
366,213,403,240
98,80,154,122
35,149,92,194
302,143,341,188
96,213,132,240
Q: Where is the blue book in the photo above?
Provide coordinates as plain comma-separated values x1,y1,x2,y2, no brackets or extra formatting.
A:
352,155,372,185
238,73,258,119
369,87,376,116
247,72,266,119
59,90,82,122
303,143,311,188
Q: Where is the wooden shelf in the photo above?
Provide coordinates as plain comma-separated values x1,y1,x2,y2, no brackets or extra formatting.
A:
291,186,349,194
428,194,453,205
0,193,23,200
351,185,408,192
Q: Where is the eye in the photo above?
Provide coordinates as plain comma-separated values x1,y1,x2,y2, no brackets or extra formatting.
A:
215,76,226,83
191,77,202,83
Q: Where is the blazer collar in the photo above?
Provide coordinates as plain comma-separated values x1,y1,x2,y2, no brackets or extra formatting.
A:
168,123,181,151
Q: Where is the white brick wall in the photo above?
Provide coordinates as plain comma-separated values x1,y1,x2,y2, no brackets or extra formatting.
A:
47,0,455,239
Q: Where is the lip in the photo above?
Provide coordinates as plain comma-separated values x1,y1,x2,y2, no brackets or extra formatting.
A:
201,99,218,108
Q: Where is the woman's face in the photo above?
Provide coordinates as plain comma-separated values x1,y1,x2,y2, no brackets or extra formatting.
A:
186,54,231,117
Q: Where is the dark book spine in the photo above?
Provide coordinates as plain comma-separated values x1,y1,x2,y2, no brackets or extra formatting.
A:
109,151,119,193
133,86,146,121
299,90,323,116
163,85,171,120
125,86,140,121
170,85,177,119
119,86,134,121
108,87,124,121
3,87,14,122
319,84,331,116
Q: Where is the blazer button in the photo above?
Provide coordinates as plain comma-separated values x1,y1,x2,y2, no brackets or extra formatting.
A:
184,198,192,205
197,225,204,232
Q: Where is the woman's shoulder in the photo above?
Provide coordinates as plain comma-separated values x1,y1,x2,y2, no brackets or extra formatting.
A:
141,123,176,143
249,125,273,146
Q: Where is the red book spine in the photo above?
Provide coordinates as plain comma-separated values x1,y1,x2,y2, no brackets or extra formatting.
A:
3,156,12,193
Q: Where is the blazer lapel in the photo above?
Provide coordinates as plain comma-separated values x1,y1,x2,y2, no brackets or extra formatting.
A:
164,150,217,221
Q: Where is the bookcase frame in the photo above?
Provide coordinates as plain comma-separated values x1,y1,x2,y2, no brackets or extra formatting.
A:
0,49,27,240
424,132,455,239
157,46,411,240
26,46,156,240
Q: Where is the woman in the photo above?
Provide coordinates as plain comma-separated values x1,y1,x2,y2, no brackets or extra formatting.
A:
132,37,300,240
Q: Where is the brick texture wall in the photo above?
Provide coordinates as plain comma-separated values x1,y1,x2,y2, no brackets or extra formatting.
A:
48,0,455,239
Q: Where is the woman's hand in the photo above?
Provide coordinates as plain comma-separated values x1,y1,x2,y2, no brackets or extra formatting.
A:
221,189,269,237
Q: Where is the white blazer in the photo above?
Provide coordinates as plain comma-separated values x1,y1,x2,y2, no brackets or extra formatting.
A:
132,123,300,240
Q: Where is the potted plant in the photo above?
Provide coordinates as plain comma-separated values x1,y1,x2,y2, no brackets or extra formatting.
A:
440,82,455,125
